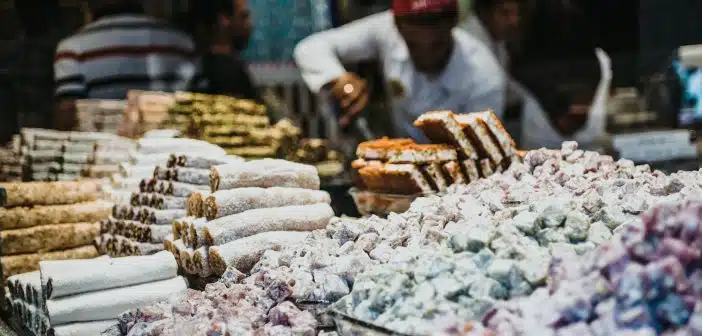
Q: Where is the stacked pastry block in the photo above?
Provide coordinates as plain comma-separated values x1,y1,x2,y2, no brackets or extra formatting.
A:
7,252,186,336
0,140,21,182
352,138,460,194
167,158,334,278
74,99,126,134
99,150,238,257
166,92,301,159
18,128,136,181
0,180,108,281
413,110,519,181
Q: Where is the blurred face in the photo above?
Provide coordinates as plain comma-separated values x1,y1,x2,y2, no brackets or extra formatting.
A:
395,12,458,75
231,0,253,50
219,0,253,51
485,0,520,41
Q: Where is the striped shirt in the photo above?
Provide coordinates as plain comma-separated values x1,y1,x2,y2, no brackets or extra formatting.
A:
54,14,200,100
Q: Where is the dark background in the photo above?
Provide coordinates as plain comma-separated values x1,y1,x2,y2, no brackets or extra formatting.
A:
0,0,702,141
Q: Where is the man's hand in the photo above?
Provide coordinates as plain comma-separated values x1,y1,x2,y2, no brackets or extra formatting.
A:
328,72,369,128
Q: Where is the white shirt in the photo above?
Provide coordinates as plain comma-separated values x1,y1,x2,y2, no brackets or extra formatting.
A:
54,14,199,100
459,14,509,69
520,48,612,150
293,11,505,142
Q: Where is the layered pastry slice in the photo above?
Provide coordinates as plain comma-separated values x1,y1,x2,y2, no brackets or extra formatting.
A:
442,161,467,185
461,159,480,182
454,113,504,165
476,110,517,157
419,163,449,192
413,111,478,159
356,137,415,161
358,163,433,194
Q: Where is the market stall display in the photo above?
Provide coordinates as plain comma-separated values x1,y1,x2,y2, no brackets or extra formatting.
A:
482,200,702,335
119,137,702,336
6,252,186,336
168,159,333,278
165,92,300,159
98,139,233,257
0,180,107,281
349,110,520,216
17,128,136,181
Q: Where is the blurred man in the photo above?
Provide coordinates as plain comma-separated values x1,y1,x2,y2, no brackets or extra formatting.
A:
53,0,198,130
294,0,504,141
461,0,521,69
185,0,259,100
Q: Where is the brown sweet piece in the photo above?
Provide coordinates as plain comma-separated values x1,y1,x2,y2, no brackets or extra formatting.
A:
476,110,517,156
443,161,467,185
413,111,478,159
356,138,415,160
1,223,100,255
454,113,504,164
1,181,101,207
358,164,433,194
0,201,112,230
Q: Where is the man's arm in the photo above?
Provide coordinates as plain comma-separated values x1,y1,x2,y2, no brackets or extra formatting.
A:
293,12,391,93
53,41,86,131
459,37,506,118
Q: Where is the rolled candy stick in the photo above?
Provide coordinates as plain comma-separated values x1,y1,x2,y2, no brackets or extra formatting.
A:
203,203,333,246
209,159,320,192
203,187,330,220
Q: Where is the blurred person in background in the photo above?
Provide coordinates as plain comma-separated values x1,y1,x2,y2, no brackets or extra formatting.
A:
53,0,198,130
460,0,523,136
460,0,520,72
183,0,259,100
294,0,504,142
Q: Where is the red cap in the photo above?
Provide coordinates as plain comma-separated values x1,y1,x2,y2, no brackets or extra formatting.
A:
392,0,457,15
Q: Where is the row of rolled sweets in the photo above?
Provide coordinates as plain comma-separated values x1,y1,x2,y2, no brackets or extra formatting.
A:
141,208,187,225
153,166,210,185
1,246,99,281
203,203,334,246
0,200,112,230
1,222,100,255
129,192,187,210
100,217,171,243
39,251,177,300
118,163,156,179
166,153,240,169
209,159,320,191
1,180,101,207
95,234,163,257
45,276,188,326
112,204,141,221
208,231,309,275
202,187,330,220
139,178,209,197
111,205,185,225
135,137,226,155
